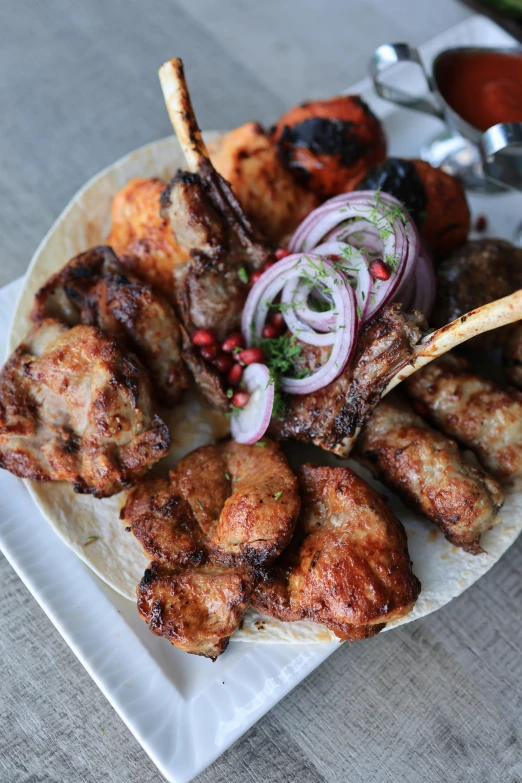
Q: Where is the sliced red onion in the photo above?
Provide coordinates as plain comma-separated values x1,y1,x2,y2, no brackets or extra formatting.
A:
230,363,274,444
289,191,420,323
313,241,373,322
241,253,358,394
411,248,436,318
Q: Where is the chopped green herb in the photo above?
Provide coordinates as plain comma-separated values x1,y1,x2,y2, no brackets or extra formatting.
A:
238,267,249,284
196,499,204,510
273,491,283,500
255,441,266,448
226,388,233,398
83,535,99,547
225,472,231,481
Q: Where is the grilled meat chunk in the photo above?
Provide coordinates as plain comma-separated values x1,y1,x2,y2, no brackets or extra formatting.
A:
31,246,190,406
137,560,255,659
432,239,522,349
273,96,386,199
122,438,300,658
405,354,522,480
271,304,427,456
0,319,170,497
356,394,504,553
504,321,522,388
253,465,420,640
208,122,318,244
107,177,189,303
355,158,470,257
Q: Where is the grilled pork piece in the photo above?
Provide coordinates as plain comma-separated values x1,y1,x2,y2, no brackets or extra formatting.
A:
503,321,522,389
31,246,190,406
253,465,420,640
0,319,170,497
405,354,522,480
107,177,189,304
356,394,504,553
271,304,427,457
122,438,300,659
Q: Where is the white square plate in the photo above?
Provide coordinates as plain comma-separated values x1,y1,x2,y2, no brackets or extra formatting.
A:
0,15,520,783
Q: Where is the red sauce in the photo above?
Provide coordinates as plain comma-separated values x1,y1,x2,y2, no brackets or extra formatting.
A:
434,49,522,131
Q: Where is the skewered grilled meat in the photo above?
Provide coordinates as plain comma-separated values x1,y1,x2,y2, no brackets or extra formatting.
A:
253,464,420,640
107,177,189,304
356,394,504,553
504,321,522,388
271,304,427,456
431,239,522,349
272,96,386,199
31,246,190,406
208,122,318,244
405,354,522,480
122,438,300,658
356,158,470,257
0,319,170,497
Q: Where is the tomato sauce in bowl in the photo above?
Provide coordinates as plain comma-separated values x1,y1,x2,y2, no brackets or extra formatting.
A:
434,49,522,132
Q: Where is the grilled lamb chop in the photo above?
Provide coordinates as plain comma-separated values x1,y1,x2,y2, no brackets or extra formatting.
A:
253,464,420,640
31,245,190,406
0,319,170,497
122,438,300,659
356,394,504,553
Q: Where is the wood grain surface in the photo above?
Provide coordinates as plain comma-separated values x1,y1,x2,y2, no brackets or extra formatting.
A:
3,2,522,782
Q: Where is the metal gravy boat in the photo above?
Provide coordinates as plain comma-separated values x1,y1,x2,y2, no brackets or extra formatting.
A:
370,43,522,193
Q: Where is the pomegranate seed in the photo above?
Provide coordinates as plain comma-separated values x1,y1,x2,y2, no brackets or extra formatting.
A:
227,363,244,385
475,215,487,232
213,353,234,373
192,329,216,347
269,312,285,329
250,270,263,286
238,347,265,365
262,260,276,272
411,399,429,418
200,344,218,361
262,323,280,339
221,332,244,353
328,254,341,261
231,391,250,408
369,258,391,281
275,248,291,260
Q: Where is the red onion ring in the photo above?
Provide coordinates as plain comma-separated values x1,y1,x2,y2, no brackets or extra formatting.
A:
241,253,358,394
230,363,274,444
410,248,436,318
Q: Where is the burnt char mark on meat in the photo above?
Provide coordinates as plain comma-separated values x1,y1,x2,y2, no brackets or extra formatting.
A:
270,304,427,456
355,158,428,227
279,118,369,171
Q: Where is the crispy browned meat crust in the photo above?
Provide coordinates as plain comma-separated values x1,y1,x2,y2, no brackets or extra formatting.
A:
405,354,522,480
432,239,522,349
270,304,427,456
504,321,522,389
272,96,387,200
208,122,318,244
253,465,420,640
356,394,504,553
107,177,189,304
31,246,190,406
122,438,300,659
0,319,170,497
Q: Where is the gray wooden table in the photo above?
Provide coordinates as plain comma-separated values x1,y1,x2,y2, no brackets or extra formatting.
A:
2,2,522,782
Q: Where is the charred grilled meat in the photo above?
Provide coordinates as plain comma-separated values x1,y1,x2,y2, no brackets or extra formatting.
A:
431,239,522,349
107,177,189,303
405,354,522,480
271,304,427,456
356,157,470,257
122,438,300,658
208,122,318,244
356,394,504,553
31,246,190,406
253,465,420,640
0,319,170,497
272,96,386,199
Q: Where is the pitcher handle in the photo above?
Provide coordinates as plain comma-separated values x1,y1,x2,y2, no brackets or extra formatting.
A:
480,123,522,192
369,43,444,120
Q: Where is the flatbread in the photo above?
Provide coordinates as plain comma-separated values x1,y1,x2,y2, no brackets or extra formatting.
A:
7,134,522,644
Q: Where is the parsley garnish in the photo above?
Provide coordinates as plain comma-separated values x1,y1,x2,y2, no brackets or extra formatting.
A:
238,267,249,284
273,491,283,500
83,535,99,547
